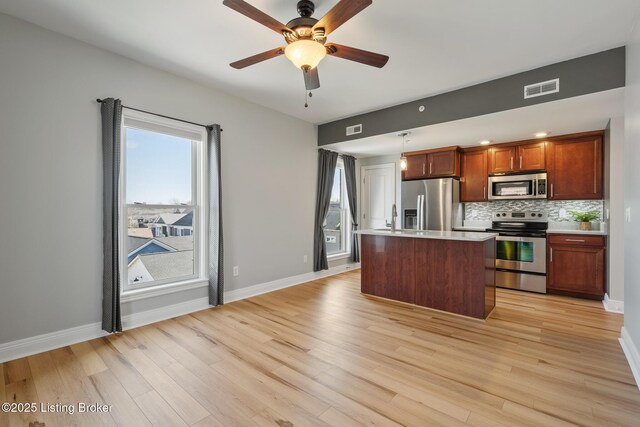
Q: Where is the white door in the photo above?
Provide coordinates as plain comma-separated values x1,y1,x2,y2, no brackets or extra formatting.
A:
361,164,396,230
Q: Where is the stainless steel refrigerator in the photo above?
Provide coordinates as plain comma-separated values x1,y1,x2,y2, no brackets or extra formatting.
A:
401,178,462,231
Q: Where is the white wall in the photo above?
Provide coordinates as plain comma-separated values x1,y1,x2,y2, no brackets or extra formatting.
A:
624,22,640,350
0,13,318,344
607,116,626,302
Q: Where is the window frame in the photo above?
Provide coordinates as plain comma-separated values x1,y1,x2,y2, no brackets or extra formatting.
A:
326,158,352,259
119,109,208,295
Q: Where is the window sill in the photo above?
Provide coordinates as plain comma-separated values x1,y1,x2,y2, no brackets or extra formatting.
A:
328,252,351,261
121,278,208,303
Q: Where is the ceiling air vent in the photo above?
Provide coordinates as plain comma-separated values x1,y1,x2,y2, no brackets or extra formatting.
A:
524,78,559,99
346,124,363,136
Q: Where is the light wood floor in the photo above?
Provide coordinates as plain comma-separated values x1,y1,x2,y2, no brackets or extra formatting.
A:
2,270,639,426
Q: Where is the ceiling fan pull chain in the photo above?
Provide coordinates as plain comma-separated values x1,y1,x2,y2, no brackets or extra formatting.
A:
305,90,309,108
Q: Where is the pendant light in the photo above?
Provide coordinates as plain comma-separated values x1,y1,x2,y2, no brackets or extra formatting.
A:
398,132,410,171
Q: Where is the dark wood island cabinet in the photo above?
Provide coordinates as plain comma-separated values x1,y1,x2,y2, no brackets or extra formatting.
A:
359,230,497,319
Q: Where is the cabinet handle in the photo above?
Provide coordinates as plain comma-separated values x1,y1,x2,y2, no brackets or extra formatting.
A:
423,164,425,175
565,239,586,243
483,186,486,199
550,183,554,198
510,157,513,169
520,156,523,169
550,248,553,262
429,162,433,174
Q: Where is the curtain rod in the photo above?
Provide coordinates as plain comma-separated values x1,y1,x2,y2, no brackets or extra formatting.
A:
96,99,222,131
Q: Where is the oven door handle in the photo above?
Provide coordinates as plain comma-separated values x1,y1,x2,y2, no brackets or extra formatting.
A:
495,232,547,238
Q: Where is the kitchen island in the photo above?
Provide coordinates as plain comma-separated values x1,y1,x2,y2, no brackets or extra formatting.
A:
357,229,497,319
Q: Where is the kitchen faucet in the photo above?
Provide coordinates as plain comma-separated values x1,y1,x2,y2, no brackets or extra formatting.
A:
391,203,397,232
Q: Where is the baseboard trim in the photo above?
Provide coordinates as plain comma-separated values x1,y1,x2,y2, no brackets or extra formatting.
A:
603,294,624,313
620,327,640,390
0,322,108,364
224,263,360,303
0,263,360,363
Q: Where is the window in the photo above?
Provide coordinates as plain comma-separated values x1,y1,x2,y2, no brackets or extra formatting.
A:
121,110,207,291
324,159,351,257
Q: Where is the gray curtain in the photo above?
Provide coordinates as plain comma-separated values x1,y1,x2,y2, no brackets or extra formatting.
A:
314,149,339,271
207,125,224,305
342,154,360,262
101,98,123,333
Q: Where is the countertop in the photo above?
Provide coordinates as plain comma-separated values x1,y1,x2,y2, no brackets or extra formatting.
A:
356,229,498,242
546,229,608,236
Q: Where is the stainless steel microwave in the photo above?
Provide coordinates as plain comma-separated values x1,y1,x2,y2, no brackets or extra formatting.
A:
488,173,547,200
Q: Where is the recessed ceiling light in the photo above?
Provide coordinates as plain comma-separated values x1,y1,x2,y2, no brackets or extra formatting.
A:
535,132,548,138
480,140,492,145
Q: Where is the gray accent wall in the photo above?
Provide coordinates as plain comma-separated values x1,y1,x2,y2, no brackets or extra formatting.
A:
0,13,319,345
318,47,625,146
624,21,640,354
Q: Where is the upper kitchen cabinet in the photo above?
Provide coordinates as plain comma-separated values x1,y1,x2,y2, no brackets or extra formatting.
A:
403,154,427,180
517,142,546,171
547,133,603,200
461,149,488,202
488,142,546,174
402,147,460,181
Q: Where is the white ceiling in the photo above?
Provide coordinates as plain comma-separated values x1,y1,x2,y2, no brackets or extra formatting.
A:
326,88,624,158
0,0,638,124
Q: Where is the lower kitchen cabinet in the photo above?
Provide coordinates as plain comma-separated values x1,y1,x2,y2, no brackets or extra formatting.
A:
547,234,606,299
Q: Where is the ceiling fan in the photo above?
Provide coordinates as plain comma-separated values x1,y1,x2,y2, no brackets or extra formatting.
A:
223,0,389,93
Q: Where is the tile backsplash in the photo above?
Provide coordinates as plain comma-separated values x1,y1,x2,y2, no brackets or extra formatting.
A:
464,200,604,222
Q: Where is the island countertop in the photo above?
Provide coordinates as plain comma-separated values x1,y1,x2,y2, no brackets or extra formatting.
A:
356,229,497,242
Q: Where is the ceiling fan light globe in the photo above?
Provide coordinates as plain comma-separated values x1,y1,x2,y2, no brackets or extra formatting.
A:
285,40,326,70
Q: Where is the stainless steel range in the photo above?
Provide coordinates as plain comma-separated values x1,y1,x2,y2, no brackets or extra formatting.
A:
486,211,548,294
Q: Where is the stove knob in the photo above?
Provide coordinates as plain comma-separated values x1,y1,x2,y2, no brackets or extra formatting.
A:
531,213,536,217
496,213,500,217
538,213,543,217
502,213,507,217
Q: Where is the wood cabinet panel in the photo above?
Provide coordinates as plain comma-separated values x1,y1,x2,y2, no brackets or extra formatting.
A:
428,150,459,177
547,137,603,200
548,234,606,247
488,146,515,174
403,154,427,180
414,239,493,319
517,142,546,171
461,150,488,202
547,234,606,299
360,235,415,303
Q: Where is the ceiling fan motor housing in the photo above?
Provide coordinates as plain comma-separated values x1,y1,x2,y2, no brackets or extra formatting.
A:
297,0,315,17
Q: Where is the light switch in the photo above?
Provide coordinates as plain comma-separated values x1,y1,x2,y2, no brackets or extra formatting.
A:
626,208,632,223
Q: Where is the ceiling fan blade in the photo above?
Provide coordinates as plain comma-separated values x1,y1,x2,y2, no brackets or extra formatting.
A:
303,67,320,90
223,0,291,35
313,0,372,36
326,43,389,68
230,47,285,69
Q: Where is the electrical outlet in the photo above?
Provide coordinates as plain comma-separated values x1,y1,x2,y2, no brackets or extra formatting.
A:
303,255,308,264
559,208,567,219
626,208,632,223
233,266,239,277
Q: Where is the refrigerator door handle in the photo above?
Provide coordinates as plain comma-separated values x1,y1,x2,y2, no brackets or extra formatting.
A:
417,195,423,231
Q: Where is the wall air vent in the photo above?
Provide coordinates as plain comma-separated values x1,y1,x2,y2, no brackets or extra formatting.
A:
524,78,559,99
346,124,363,136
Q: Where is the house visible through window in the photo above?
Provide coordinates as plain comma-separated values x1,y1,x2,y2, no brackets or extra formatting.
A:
122,111,206,290
324,158,351,257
